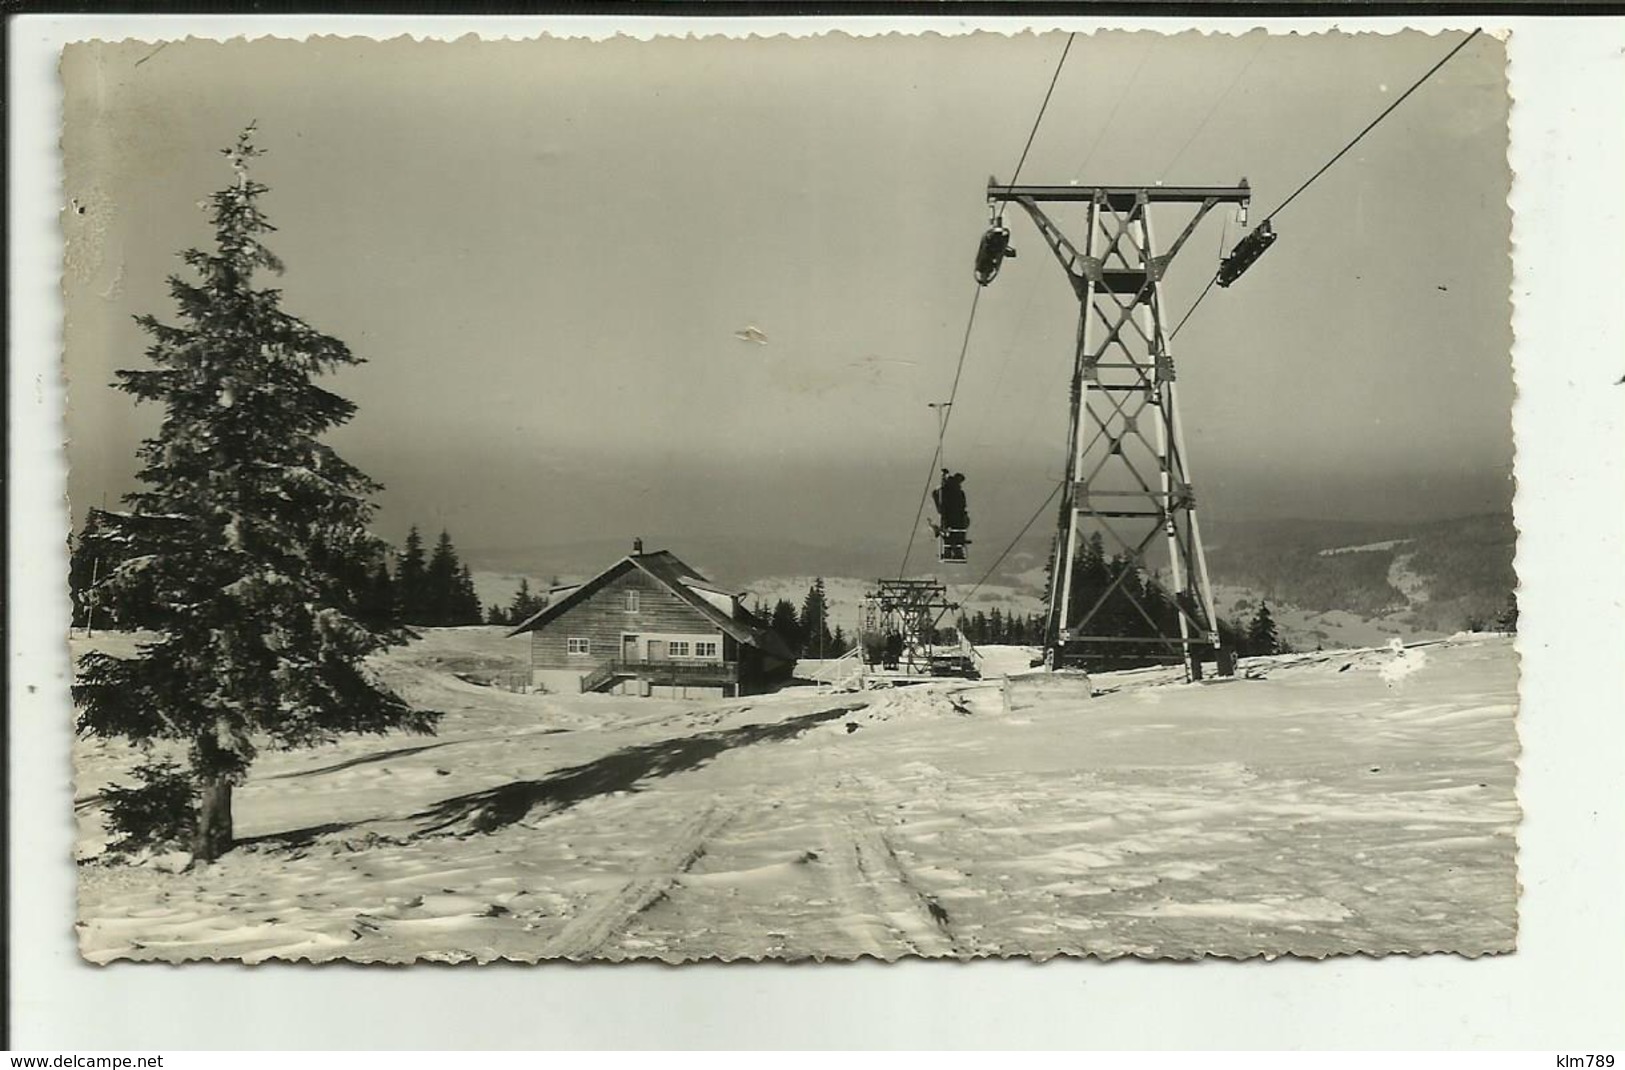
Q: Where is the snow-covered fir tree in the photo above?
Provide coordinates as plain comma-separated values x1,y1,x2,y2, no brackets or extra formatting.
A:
72,127,436,861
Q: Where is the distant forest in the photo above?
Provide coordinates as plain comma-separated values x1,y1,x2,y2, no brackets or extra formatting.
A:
952,532,1288,670
753,577,855,659
1204,512,1516,632
70,514,532,631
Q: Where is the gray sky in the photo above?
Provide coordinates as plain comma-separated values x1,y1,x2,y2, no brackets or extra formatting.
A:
62,30,1512,572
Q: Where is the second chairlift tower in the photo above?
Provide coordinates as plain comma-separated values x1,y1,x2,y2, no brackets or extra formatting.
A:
985,178,1249,681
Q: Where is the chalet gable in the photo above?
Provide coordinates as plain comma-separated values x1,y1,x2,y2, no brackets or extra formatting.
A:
507,548,792,661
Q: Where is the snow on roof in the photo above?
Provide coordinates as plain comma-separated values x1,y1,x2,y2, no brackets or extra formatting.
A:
506,550,793,660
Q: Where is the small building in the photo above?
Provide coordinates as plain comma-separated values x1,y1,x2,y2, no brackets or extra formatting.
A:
507,543,796,698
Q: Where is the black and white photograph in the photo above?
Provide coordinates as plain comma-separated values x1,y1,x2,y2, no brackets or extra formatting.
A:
59,28,1518,965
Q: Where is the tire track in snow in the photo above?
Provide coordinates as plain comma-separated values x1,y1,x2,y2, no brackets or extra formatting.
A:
820,775,960,958
542,800,739,959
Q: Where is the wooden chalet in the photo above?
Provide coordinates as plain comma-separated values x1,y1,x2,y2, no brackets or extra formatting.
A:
507,542,796,698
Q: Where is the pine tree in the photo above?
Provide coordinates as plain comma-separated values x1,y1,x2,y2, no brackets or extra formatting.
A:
768,598,802,654
507,577,546,625
1246,601,1281,656
310,522,390,630
799,578,834,658
508,578,532,623
486,603,509,626
70,507,170,631
454,562,483,624
425,530,460,625
68,519,92,629
1066,533,1111,634
357,559,396,628
72,128,434,861
396,526,428,623
68,510,108,629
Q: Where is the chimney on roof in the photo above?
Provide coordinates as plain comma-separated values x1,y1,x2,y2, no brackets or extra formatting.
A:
632,537,644,555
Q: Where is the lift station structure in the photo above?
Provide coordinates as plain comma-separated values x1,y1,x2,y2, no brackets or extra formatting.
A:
985,179,1255,681
859,578,971,680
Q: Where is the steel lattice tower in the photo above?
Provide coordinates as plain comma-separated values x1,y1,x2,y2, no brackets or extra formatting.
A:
860,579,958,675
988,180,1247,680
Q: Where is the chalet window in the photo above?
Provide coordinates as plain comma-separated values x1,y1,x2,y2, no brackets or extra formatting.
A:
625,591,640,613
566,637,591,656
695,641,719,658
669,641,691,657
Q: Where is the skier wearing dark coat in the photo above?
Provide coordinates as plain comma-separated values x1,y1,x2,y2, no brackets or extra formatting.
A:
932,470,969,533
884,631,904,671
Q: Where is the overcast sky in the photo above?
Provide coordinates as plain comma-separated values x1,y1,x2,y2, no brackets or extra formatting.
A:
61,30,1512,570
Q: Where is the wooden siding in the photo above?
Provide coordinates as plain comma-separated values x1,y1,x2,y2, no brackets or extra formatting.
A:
531,565,732,671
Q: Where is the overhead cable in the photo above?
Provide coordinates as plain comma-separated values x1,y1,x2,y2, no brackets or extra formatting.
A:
1158,36,1267,182
898,287,982,578
1261,28,1483,225
932,479,1064,629
1008,33,1079,193
1172,28,1483,342
898,33,1080,578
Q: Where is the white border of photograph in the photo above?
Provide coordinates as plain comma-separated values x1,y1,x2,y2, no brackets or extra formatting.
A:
9,12,1625,1050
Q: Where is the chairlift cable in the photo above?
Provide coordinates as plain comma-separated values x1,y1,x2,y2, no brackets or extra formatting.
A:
1072,38,1154,181
1169,271,1221,341
931,479,1065,629
1006,32,1079,202
1157,36,1267,183
899,32,1076,578
1171,28,1482,342
898,286,983,578
1261,28,1482,226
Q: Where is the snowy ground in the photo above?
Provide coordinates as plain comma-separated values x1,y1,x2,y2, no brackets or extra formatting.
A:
73,629,1519,963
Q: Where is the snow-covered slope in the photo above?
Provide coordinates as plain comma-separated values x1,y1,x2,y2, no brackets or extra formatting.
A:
73,630,1519,963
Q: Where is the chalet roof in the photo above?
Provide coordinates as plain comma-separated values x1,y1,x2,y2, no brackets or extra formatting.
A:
506,550,794,661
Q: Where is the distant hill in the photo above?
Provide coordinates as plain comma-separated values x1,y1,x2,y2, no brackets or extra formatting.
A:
467,512,1516,651
467,534,905,594
1203,512,1516,643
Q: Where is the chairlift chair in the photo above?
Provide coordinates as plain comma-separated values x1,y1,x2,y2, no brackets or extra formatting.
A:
974,223,1016,286
932,469,971,564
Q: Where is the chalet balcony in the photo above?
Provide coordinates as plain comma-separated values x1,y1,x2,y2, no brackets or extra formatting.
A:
580,657,739,694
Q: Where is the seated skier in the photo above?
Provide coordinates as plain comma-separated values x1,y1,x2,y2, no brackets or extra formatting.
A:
931,470,970,537
884,631,904,671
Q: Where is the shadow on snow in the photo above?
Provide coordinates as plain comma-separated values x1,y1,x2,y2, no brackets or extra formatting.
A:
412,703,866,835
265,741,457,780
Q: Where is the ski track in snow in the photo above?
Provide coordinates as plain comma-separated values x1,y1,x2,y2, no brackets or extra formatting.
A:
543,799,742,960
72,630,1520,962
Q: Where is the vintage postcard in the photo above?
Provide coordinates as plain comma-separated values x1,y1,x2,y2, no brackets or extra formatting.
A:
61,28,1516,964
